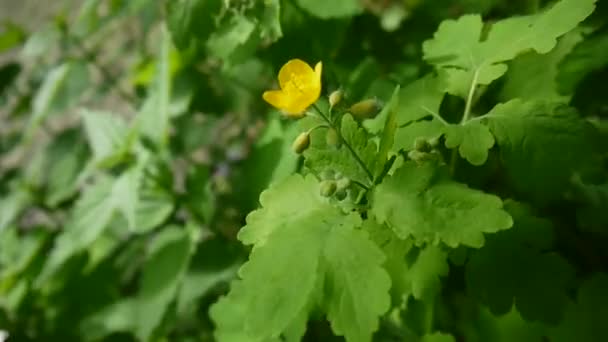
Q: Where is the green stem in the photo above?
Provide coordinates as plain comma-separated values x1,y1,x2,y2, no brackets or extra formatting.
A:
311,104,375,184
451,68,480,175
461,68,480,124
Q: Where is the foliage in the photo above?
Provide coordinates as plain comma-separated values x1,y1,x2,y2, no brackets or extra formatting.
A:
1,0,607,341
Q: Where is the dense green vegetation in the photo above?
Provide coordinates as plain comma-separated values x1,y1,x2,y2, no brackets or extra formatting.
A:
1,0,607,341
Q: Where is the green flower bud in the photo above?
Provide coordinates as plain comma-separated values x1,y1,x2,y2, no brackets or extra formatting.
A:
335,189,347,201
336,177,351,191
348,99,382,119
414,137,432,153
320,180,337,197
329,89,343,108
407,150,426,162
292,132,310,154
333,171,343,180
428,136,440,147
325,128,341,147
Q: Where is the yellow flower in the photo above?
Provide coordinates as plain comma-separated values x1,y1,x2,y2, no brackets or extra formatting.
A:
263,59,322,117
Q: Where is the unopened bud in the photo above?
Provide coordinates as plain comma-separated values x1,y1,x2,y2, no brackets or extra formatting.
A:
348,99,382,119
335,189,347,201
325,128,341,147
320,180,337,197
292,132,310,154
414,137,432,153
407,150,426,162
329,89,343,108
336,177,351,191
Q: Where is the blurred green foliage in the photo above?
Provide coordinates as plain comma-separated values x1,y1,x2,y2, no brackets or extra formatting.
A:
0,0,607,341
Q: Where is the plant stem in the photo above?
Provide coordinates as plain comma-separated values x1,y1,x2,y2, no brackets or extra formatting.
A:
461,68,480,124
451,68,480,175
312,104,375,184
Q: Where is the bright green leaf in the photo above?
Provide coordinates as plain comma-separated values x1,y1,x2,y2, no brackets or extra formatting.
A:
423,0,597,97
374,85,400,179
444,121,495,166
295,0,363,19
393,119,445,152
217,175,390,342
372,161,513,247
304,114,376,186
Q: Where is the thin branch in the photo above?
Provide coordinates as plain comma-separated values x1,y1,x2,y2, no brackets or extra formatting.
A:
461,68,480,124
311,103,375,184
421,105,448,125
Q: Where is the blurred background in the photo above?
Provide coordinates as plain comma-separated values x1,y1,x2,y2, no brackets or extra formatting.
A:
0,0,607,341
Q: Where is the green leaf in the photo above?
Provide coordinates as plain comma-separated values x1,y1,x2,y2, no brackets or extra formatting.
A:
466,200,575,323
444,121,495,166
304,114,376,186
135,226,193,341
44,129,89,207
26,61,90,139
36,178,116,285
177,238,242,317
548,273,608,342
570,177,608,234
82,110,134,167
557,30,608,94
238,174,360,247
421,332,456,342
234,117,300,213
403,246,450,301
366,74,444,132
216,175,390,342
166,0,222,49
20,24,60,59
0,188,30,231
80,299,136,341
374,85,400,179
459,308,546,342
500,31,583,102
206,14,258,66
139,26,172,147
211,281,282,342
371,161,513,247
346,58,382,104
485,100,599,204
255,0,282,41
0,22,25,53
295,0,363,19
36,166,145,284
393,119,445,152
423,0,597,97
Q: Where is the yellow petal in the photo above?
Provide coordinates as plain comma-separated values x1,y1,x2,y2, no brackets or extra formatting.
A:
262,90,288,110
278,59,314,90
314,61,322,82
